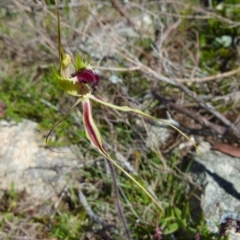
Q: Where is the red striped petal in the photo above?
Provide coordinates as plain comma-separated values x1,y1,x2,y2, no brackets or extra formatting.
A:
82,99,103,150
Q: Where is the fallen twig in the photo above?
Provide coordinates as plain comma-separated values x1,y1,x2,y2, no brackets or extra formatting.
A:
109,0,139,33
176,83,240,138
151,91,226,136
78,188,107,227
176,67,240,83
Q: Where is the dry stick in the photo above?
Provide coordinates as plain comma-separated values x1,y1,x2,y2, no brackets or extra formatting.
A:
195,5,240,27
151,91,227,136
176,66,240,83
157,19,182,50
139,64,240,138
109,0,138,33
78,189,107,227
118,45,240,138
106,159,132,240
95,66,140,72
130,1,240,26
135,55,240,137
189,31,200,80
12,0,57,57
176,83,240,138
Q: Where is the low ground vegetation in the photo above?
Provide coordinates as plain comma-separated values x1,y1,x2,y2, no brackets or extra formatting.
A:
0,0,239,239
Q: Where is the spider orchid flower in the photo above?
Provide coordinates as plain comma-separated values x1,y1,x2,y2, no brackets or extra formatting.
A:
48,0,200,213
51,53,168,209
49,53,200,212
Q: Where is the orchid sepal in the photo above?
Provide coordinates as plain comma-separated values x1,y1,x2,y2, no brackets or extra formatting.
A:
53,53,92,97
57,75,91,97
82,98,103,149
82,97,164,212
56,53,100,97
89,95,200,154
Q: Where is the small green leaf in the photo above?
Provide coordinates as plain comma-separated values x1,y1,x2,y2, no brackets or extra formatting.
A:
159,216,176,227
173,206,182,219
163,223,179,235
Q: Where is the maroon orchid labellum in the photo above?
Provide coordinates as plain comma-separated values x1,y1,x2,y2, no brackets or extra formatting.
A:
70,68,99,89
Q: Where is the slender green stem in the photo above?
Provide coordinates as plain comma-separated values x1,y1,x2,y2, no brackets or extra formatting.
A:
55,0,63,68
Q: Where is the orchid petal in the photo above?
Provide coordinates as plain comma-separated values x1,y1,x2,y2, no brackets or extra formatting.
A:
52,53,92,97
56,75,91,97
82,98,163,212
82,98,103,150
89,95,201,154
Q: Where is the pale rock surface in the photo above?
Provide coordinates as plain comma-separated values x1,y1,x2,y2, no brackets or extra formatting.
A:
191,141,240,239
134,122,240,239
0,119,78,201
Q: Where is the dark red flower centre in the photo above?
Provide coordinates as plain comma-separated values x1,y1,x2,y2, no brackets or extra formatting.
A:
70,68,99,89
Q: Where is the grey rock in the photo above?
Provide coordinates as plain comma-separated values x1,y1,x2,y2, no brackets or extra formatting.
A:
109,75,123,84
191,141,240,239
0,119,78,201
229,233,240,240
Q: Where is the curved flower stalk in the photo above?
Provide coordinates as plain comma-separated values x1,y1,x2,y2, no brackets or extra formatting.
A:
50,0,200,217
